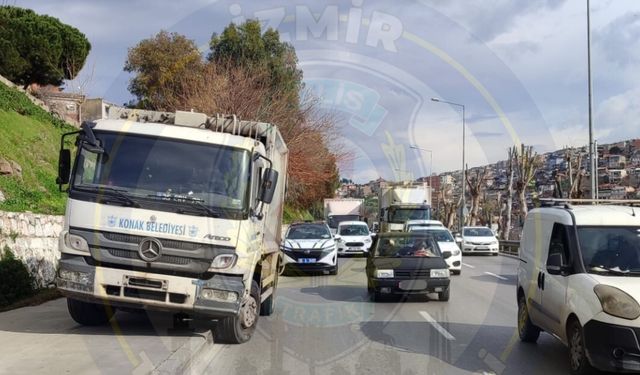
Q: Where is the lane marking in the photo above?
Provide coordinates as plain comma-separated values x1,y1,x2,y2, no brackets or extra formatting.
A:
484,272,508,281
462,263,475,269
419,311,456,341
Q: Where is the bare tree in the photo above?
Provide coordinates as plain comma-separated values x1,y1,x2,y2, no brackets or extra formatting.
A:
514,144,539,223
466,166,488,226
501,146,516,240
440,183,459,230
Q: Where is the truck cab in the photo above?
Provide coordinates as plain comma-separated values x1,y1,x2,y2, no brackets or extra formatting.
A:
55,109,287,344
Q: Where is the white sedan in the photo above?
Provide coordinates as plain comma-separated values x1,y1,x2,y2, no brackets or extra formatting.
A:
408,226,462,275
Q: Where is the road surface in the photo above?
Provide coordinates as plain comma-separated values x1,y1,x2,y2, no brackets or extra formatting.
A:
204,255,573,375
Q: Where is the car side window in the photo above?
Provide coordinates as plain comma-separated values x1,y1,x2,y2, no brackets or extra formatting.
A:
547,223,571,266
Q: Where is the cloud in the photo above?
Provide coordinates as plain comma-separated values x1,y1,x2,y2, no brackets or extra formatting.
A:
594,12,640,68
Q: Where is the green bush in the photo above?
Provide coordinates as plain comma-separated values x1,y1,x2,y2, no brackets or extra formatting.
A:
0,246,35,307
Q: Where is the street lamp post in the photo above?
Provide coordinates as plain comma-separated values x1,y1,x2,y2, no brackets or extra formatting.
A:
409,145,433,186
587,0,596,200
431,97,465,231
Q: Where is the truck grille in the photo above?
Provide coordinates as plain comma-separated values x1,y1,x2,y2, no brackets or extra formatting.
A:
102,232,201,251
106,248,191,265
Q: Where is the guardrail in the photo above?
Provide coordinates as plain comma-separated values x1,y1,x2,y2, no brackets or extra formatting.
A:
499,240,520,256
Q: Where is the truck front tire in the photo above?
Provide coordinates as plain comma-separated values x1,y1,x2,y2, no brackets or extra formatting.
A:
215,280,260,344
67,298,115,326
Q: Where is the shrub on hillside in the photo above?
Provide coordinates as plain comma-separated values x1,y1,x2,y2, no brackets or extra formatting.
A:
0,246,35,307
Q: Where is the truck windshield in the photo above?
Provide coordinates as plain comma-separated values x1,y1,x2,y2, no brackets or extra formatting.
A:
388,208,431,223
578,226,640,275
72,131,250,213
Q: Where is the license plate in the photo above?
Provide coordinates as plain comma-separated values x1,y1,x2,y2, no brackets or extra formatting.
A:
298,258,316,264
399,280,427,291
476,247,488,251
348,247,360,251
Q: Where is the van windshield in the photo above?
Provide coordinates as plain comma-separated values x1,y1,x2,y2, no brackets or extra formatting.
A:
578,226,640,275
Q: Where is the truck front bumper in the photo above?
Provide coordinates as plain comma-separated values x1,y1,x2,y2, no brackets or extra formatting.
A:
56,254,244,318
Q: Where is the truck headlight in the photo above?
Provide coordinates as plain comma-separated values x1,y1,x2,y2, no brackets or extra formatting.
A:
376,269,394,278
59,269,91,285
209,254,237,270
594,285,640,320
65,233,89,252
430,269,450,278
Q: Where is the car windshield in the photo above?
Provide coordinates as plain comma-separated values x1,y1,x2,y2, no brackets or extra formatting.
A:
463,228,494,237
388,208,431,223
578,226,640,274
374,235,441,258
412,229,454,242
287,224,332,240
72,131,250,212
327,215,360,229
339,225,369,236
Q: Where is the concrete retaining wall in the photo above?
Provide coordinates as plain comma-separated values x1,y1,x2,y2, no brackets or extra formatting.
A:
0,211,63,288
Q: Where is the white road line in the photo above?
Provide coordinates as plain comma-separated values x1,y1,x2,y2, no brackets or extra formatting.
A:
462,263,475,269
484,271,508,281
419,311,456,341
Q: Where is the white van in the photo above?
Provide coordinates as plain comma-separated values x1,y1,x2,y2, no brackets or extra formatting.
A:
334,221,373,256
517,203,640,374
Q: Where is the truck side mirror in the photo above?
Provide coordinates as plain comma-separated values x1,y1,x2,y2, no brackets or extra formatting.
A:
259,168,279,204
56,149,71,188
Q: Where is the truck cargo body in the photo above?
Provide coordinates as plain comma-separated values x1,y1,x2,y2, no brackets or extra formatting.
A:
323,198,365,234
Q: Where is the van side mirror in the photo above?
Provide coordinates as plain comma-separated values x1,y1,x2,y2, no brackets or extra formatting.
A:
547,253,571,275
259,168,279,204
56,149,71,188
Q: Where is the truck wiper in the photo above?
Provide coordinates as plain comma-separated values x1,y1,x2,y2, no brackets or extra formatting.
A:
76,185,140,208
146,194,221,218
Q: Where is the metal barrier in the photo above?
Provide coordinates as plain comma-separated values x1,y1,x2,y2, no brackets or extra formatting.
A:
499,240,520,256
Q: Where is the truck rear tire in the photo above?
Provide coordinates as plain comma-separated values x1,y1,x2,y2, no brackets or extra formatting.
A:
215,280,260,344
67,298,115,326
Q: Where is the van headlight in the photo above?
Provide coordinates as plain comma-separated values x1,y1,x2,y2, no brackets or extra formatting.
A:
65,233,89,252
594,285,640,320
364,237,372,243
430,269,450,278
376,269,394,278
209,254,237,270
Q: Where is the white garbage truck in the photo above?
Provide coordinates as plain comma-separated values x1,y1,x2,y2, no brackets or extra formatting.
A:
323,198,365,234
379,183,432,232
54,107,287,344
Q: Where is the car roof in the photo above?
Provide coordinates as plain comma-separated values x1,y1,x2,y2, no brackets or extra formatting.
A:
289,221,327,227
530,205,640,226
338,221,368,226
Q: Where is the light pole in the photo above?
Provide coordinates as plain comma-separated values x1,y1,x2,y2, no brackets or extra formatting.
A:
431,97,465,231
587,0,596,200
409,145,433,186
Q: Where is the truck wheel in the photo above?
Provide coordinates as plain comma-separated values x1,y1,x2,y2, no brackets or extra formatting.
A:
517,295,541,343
215,280,260,344
438,288,450,301
67,298,115,326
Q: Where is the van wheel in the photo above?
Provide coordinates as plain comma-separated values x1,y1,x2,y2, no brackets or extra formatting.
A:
215,280,260,344
568,319,596,375
438,288,450,301
517,295,540,343
67,298,115,326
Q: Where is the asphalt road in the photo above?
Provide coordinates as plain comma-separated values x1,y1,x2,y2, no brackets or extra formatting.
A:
204,254,573,375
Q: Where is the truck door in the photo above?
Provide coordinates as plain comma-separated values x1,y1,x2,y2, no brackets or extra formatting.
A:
538,223,571,335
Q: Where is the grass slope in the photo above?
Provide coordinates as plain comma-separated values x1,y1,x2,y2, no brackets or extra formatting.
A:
0,82,75,214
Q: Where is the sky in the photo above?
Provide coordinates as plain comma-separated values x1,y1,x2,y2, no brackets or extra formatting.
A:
15,0,640,183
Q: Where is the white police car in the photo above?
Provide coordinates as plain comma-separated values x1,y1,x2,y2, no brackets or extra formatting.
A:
280,222,338,275
517,203,640,374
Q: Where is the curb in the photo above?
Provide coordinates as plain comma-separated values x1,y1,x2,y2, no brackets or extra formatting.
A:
152,329,218,375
